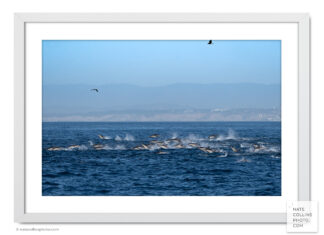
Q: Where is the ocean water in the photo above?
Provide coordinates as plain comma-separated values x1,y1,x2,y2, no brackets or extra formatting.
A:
42,122,281,196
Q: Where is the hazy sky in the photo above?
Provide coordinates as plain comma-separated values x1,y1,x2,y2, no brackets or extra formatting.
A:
42,40,281,86
42,40,281,121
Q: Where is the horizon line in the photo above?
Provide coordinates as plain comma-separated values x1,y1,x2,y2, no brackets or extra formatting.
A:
42,82,281,87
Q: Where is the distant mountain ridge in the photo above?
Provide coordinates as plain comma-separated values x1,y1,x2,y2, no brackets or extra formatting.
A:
43,83,280,119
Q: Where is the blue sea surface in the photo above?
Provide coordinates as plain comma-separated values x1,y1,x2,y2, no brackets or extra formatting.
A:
42,122,281,196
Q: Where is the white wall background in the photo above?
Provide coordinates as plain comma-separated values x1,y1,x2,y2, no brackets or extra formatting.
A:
0,0,322,234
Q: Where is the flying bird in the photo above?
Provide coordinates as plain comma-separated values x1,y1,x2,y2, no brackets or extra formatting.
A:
208,40,213,45
91,88,99,92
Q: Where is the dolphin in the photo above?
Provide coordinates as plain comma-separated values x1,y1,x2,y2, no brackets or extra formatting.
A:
151,140,163,144
208,135,217,139
205,148,214,154
133,145,144,150
159,144,168,149
253,144,262,150
231,146,239,152
210,148,221,153
167,138,181,143
188,143,199,148
47,147,63,151
174,144,185,149
141,144,150,150
67,145,80,150
98,134,105,139
156,151,168,155
198,147,213,153
150,134,159,138
93,144,104,150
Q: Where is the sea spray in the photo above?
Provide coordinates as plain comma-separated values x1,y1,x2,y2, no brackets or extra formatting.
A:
115,135,122,141
216,129,238,141
124,134,135,141
115,145,126,150
171,132,178,139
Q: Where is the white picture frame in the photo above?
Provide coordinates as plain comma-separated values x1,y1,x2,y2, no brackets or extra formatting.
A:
14,13,310,223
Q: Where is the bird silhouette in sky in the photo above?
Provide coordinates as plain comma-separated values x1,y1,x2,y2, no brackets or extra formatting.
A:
208,40,213,45
90,88,99,92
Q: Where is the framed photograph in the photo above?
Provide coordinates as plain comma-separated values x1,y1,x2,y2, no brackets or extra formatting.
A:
14,13,310,223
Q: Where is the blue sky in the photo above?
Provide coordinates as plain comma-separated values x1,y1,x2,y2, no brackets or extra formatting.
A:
42,40,281,86
42,40,281,121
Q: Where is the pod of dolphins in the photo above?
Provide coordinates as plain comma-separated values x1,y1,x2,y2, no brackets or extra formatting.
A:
47,133,265,156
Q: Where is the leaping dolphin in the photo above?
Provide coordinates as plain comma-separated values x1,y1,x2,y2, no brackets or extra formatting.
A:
98,134,110,140
141,144,150,150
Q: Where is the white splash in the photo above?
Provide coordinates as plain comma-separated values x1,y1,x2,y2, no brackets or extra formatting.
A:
102,145,113,150
218,151,228,158
77,145,88,151
115,145,126,150
236,157,251,163
182,134,203,144
171,132,178,139
216,129,238,141
115,135,122,141
270,155,281,159
240,143,251,148
148,144,160,151
124,134,135,141
265,146,281,153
